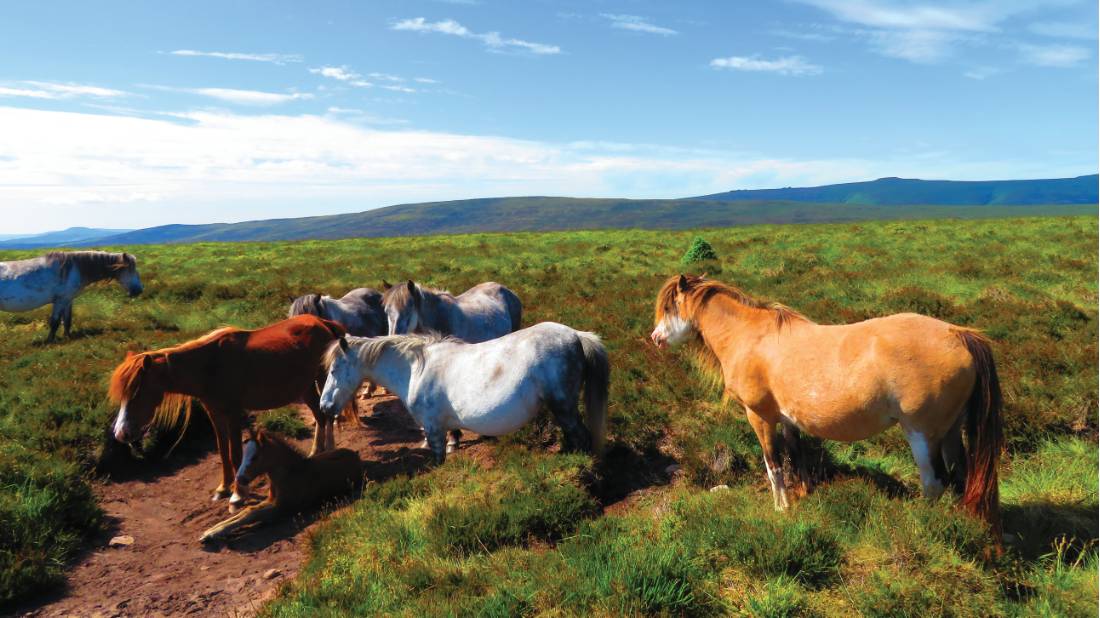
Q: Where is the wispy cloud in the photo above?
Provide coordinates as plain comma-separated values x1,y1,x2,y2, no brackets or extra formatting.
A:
601,14,678,36
1018,43,1091,67
793,0,1073,64
382,85,417,93
0,81,128,99
391,17,561,54
168,49,302,64
146,85,313,105
963,66,1002,80
710,55,823,76
309,66,374,87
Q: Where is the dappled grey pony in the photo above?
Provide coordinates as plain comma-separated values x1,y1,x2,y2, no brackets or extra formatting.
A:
0,251,143,341
381,280,522,342
288,288,386,337
320,322,609,464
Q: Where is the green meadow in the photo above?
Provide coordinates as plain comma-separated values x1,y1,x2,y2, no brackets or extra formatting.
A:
0,215,1096,615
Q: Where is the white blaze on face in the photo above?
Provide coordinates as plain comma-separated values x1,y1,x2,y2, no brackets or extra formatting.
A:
112,400,131,442
651,313,693,348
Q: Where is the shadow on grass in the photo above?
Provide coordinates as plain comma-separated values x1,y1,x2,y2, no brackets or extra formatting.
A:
1004,501,1099,562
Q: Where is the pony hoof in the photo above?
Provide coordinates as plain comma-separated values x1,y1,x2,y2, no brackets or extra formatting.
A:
418,439,429,450
229,492,245,505
212,489,231,501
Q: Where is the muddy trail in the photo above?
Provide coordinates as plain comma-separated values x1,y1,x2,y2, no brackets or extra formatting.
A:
17,394,457,618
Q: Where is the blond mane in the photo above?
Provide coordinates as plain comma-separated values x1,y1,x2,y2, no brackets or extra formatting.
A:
324,332,456,370
107,326,240,430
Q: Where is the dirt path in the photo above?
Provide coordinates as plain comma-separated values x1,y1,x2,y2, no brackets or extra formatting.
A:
19,394,438,618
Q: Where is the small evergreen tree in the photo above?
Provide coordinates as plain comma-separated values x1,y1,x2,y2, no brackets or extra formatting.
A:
681,236,718,265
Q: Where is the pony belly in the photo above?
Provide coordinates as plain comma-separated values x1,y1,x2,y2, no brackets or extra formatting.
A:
782,405,896,442
452,394,541,436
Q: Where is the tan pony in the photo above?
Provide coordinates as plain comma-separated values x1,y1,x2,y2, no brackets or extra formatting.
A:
651,274,1003,535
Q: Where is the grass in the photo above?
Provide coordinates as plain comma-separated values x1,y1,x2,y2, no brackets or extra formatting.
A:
0,215,1095,614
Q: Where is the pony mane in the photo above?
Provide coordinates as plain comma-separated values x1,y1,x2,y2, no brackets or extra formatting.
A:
656,275,810,332
324,332,456,370
288,293,324,318
107,326,240,429
49,251,133,282
381,281,451,309
255,429,308,462
655,275,810,392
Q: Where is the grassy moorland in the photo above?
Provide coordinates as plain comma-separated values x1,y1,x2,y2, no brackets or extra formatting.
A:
0,215,1096,614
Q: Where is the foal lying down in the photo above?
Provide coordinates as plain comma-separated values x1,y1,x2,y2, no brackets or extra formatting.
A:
199,430,362,544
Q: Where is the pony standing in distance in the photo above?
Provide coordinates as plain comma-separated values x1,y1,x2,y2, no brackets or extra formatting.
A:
0,251,143,341
109,315,347,506
199,429,362,544
381,280,522,342
289,287,388,401
651,274,1004,536
320,322,609,464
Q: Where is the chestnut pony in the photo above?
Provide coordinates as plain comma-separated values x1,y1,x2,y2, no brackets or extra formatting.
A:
109,315,347,505
651,274,1003,535
199,429,362,544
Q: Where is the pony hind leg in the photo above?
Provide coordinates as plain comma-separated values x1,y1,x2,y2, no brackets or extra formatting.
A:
904,427,946,501
548,394,591,454
940,417,967,496
747,409,789,511
46,303,64,342
62,305,73,337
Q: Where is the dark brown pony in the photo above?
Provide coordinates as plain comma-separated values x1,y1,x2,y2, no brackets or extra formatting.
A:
109,315,347,504
199,429,362,543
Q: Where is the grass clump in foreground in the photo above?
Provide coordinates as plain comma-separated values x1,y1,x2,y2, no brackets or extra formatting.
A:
0,215,1096,612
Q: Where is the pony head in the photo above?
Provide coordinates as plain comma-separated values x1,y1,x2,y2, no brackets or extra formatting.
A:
108,351,188,443
320,337,363,418
115,253,143,297
288,292,325,319
651,274,703,348
382,279,422,335
236,430,277,486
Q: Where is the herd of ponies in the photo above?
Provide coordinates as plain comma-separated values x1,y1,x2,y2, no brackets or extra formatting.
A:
0,250,1004,548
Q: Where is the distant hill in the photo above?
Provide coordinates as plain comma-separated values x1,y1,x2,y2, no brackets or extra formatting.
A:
0,227,132,249
1,175,1094,249
689,174,1098,205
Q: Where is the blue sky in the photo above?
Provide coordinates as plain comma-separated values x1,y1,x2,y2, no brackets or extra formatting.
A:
0,0,1096,233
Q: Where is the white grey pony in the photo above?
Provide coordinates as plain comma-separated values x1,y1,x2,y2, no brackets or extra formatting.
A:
288,288,386,337
320,322,609,464
381,280,522,342
0,251,142,341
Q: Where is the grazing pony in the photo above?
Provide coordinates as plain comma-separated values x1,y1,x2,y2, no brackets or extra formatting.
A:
199,429,362,543
381,280,522,342
109,315,346,505
0,251,143,341
320,322,609,464
289,287,388,402
651,274,1004,536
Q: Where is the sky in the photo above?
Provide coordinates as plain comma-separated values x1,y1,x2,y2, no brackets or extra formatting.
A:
0,0,1097,234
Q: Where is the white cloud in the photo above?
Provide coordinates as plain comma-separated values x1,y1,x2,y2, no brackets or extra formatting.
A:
392,17,561,54
1018,43,1091,67
963,66,1002,80
310,66,359,81
0,81,128,100
601,14,678,36
146,85,313,105
414,77,440,84
169,49,302,64
381,85,417,93
710,55,823,76
369,72,405,82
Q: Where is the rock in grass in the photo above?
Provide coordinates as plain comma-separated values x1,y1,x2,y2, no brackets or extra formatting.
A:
709,484,729,492
108,535,134,547
263,569,281,580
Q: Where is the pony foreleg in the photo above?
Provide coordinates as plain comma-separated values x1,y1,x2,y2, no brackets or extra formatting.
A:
425,425,448,465
199,502,281,543
227,416,247,506
747,409,789,511
62,305,73,337
904,428,946,501
46,303,64,342
781,421,812,498
208,412,233,501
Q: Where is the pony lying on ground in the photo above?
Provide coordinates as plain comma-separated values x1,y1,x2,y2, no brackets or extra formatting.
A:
651,274,1004,538
320,322,609,464
289,287,388,404
199,429,362,544
109,315,348,506
0,251,143,341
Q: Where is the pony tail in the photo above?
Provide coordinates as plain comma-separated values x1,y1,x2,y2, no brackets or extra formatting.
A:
578,332,609,454
955,329,1004,538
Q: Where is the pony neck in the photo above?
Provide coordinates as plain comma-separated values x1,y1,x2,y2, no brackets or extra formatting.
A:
362,347,414,401
263,440,308,491
694,295,783,370
152,347,211,398
417,289,451,332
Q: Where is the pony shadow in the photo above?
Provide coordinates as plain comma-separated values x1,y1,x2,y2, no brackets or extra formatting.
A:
95,408,217,482
786,435,914,500
1003,501,1099,562
592,444,678,507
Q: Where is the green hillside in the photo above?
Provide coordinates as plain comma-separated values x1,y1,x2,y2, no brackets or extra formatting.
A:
0,216,1096,615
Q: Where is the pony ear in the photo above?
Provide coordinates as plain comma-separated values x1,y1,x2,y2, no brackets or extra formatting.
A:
382,280,392,291
406,280,420,301
677,274,690,292
141,354,154,370
338,336,349,352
